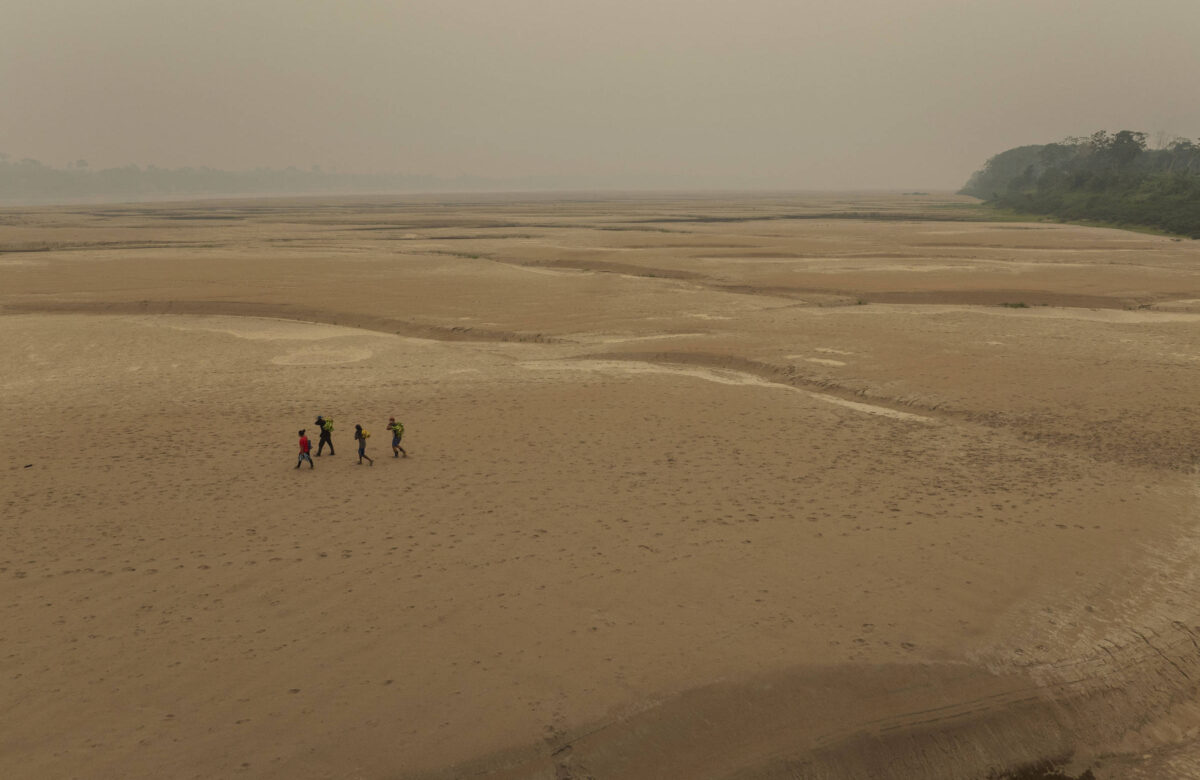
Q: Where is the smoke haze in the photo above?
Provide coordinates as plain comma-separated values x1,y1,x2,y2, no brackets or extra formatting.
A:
4,0,1199,190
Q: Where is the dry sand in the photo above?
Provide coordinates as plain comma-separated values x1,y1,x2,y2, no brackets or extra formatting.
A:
3,193,1200,778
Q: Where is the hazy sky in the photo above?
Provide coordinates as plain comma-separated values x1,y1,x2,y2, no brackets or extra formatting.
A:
3,0,1199,190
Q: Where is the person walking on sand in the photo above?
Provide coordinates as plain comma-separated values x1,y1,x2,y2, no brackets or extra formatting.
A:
314,415,335,456
387,417,407,458
296,429,314,469
354,424,373,466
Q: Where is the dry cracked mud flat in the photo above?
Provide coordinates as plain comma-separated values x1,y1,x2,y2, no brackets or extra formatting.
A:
3,192,1200,779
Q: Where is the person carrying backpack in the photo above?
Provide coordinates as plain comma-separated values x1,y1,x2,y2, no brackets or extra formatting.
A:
315,415,335,456
387,417,407,458
295,429,314,469
354,424,373,466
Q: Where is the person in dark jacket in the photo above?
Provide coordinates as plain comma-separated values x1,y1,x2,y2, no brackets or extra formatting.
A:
314,415,335,456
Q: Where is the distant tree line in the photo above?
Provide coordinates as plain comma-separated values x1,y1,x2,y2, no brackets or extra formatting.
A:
0,155,572,203
960,131,1200,237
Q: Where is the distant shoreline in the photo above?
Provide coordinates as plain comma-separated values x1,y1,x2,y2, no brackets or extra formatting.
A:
0,187,960,209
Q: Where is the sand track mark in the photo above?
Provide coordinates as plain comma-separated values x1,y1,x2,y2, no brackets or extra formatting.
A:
0,240,229,254
862,289,1147,309
483,255,705,282
543,353,935,423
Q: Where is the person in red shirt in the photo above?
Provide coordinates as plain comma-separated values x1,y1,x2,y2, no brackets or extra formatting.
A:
296,429,314,469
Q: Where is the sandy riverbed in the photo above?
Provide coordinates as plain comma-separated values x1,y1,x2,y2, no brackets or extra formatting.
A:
3,193,1200,779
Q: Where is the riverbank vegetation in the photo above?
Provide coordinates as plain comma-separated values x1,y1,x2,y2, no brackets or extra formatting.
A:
961,131,1200,238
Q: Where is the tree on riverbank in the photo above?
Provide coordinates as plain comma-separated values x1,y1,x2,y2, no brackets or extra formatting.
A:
961,131,1200,238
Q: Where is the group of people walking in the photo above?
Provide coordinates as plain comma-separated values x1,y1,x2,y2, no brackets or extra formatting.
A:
296,415,406,469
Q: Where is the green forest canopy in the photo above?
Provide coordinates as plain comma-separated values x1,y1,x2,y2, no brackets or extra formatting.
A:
960,131,1200,238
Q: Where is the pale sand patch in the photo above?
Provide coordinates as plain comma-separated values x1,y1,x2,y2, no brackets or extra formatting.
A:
506,263,582,276
132,314,439,365
786,353,849,366
592,332,708,345
148,313,391,341
270,345,376,365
